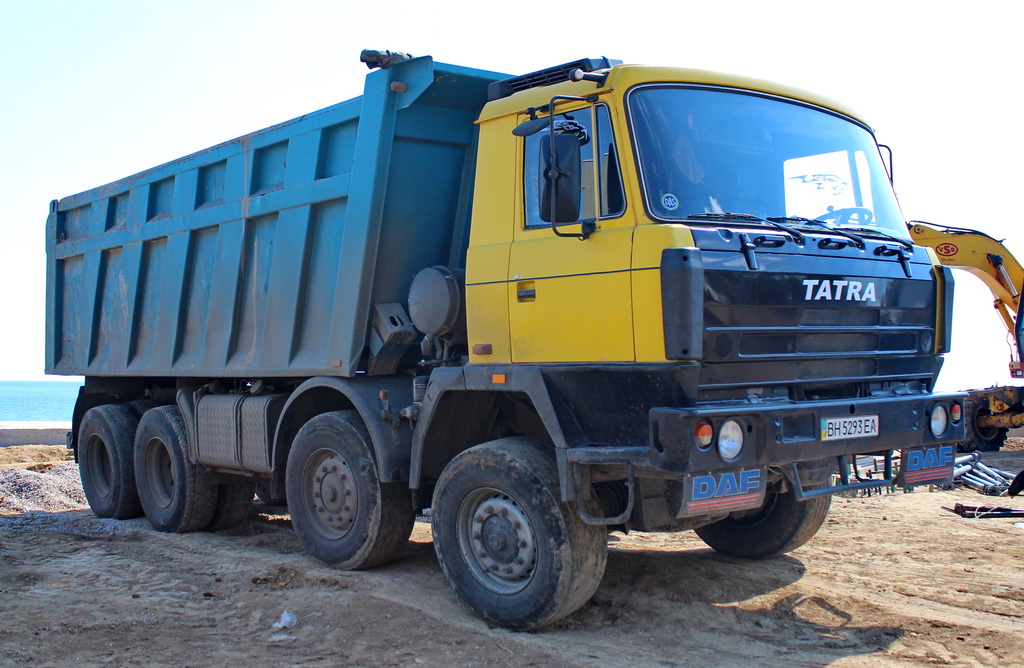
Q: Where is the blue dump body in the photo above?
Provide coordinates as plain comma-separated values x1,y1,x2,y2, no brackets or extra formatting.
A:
46,58,505,378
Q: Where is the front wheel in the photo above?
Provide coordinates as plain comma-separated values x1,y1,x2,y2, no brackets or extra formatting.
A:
286,411,414,569
431,438,608,630
695,486,831,559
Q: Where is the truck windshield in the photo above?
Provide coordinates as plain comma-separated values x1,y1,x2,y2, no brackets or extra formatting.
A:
628,85,908,239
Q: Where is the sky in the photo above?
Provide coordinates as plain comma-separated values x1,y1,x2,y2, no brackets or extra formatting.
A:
0,0,1019,392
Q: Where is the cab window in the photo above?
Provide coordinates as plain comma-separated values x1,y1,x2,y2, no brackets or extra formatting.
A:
524,104,625,228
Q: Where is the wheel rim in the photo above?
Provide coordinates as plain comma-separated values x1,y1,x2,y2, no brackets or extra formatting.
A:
302,448,358,539
144,438,175,509
85,434,113,497
972,404,1001,442
457,487,537,594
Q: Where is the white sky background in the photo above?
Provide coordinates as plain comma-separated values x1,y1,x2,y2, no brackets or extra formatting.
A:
0,0,1018,390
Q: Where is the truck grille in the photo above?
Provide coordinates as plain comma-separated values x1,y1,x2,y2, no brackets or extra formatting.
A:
698,272,937,394
658,243,942,400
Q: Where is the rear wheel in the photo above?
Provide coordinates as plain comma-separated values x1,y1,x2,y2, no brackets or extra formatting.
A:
78,404,143,519
206,479,257,531
431,438,608,630
959,396,1007,452
135,406,216,533
286,411,414,569
256,479,287,507
695,487,831,559
124,399,158,421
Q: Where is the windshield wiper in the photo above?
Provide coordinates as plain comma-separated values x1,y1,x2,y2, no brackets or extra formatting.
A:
686,212,805,244
767,216,865,249
828,225,914,276
831,226,914,251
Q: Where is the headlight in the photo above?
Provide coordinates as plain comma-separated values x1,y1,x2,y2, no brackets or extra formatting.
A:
929,404,949,438
920,331,934,353
718,419,744,460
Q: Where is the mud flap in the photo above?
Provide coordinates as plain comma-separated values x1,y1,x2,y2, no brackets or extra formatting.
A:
678,468,767,518
898,444,955,486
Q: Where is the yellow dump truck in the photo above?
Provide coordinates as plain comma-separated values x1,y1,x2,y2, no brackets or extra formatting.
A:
48,52,964,629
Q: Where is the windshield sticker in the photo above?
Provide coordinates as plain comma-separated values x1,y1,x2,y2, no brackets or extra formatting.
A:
784,150,874,218
661,193,679,211
788,173,848,195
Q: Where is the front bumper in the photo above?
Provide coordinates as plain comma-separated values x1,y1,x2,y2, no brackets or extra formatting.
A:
560,392,965,520
647,392,965,474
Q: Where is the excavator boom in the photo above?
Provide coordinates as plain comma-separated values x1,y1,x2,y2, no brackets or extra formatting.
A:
910,221,1024,451
910,221,1024,365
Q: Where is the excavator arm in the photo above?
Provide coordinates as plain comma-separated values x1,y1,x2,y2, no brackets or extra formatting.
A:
910,221,1024,450
910,221,1024,367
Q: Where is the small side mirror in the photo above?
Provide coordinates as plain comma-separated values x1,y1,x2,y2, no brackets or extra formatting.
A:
513,117,549,137
539,133,582,223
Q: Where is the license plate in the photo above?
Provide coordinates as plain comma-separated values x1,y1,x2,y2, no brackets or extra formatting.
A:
821,415,879,441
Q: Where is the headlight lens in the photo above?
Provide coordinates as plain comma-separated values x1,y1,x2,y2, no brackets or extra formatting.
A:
929,403,949,437
718,419,744,460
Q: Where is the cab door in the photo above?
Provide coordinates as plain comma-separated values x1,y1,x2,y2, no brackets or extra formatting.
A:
508,103,635,363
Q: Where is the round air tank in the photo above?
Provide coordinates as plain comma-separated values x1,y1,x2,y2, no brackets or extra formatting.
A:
408,266,466,338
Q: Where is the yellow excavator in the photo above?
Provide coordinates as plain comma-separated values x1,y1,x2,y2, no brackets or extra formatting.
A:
911,221,1024,451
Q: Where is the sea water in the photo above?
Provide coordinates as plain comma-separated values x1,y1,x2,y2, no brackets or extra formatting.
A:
0,380,82,422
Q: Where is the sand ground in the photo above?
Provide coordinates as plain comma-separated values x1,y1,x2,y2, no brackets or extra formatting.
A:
1,444,1023,667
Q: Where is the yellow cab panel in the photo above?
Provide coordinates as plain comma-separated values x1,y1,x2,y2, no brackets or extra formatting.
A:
465,115,518,364
507,97,636,363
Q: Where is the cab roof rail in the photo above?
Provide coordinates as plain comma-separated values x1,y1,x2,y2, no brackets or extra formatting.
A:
487,57,621,101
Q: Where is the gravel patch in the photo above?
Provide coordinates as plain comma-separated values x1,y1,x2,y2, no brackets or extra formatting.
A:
0,463,154,536
0,462,87,513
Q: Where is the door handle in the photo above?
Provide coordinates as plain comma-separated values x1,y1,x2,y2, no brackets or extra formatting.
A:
517,281,536,302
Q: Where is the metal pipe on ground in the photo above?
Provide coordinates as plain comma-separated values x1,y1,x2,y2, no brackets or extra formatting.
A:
953,464,973,478
955,452,982,466
966,468,1005,486
961,474,1006,494
975,462,1012,482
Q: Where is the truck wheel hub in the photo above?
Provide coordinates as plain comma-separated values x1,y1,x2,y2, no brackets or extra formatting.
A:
462,491,537,592
311,453,357,534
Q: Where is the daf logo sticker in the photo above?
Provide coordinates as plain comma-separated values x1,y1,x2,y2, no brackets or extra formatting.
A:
802,279,877,302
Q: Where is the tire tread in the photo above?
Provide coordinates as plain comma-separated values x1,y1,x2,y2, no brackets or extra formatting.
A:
78,404,143,519
695,488,831,559
286,411,414,569
432,437,608,630
206,480,257,531
135,406,216,533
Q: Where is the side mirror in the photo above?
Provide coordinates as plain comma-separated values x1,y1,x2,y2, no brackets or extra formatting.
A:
539,133,582,223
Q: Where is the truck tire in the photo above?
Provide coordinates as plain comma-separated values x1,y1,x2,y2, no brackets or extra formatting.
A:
78,404,143,519
431,437,608,630
135,406,216,533
255,479,287,507
124,399,158,421
695,487,831,559
285,411,414,569
206,480,257,531
959,396,1007,452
